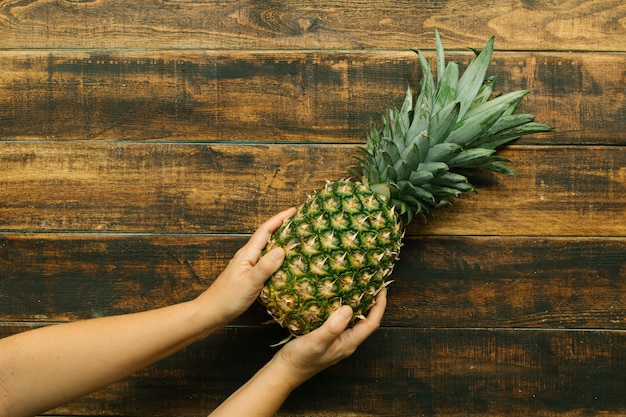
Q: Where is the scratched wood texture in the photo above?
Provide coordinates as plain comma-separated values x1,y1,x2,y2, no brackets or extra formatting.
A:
1,1,625,416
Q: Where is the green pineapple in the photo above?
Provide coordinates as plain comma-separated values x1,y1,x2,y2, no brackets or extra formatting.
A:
259,31,553,337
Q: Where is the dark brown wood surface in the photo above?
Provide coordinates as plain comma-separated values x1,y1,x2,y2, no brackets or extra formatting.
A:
2,234,626,329
1,1,625,416
1,143,624,235
0,51,623,144
2,324,626,417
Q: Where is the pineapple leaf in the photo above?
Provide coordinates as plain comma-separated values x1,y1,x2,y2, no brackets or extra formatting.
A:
411,186,436,205
433,172,474,192
393,199,412,222
393,159,412,181
407,50,435,141
469,114,535,148
398,109,411,139
436,172,469,184
348,166,363,180
435,28,446,83
390,112,401,134
447,148,496,168
369,182,391,199
468,76,497,111
411,131,430,163
399,86,413,146
385,140,402,162
400,142,422,169
399,180,435,204
462,90,529,123
429,100,461,145
376,151,392,174
479,122,555,149
446,90,530,146
448,181,475,192
422,183,462,199
424,142,463,163
417,161,449,178
485,161,516,175
385,164,397,183
481,113,536,137
401,85,414,116
433,62,460,116
456,36,495,119
409,169,434,186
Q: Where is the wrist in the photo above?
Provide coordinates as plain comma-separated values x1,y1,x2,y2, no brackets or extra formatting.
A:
185,297,228,341
270,350,317,391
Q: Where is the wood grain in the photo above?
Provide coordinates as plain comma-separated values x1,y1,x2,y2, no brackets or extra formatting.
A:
1,142,624,235
1,1,625,416
1,325,625,417
0,0,624,51
1,234,625,329
0,51,623,144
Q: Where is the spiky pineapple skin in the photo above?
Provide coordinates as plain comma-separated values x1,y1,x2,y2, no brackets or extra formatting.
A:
259,180,403,336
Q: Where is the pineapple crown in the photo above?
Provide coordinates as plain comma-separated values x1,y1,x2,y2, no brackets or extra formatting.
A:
352,30,553,223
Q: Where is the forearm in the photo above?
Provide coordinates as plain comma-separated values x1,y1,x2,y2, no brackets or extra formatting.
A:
208,355,309,417
0,298,223,417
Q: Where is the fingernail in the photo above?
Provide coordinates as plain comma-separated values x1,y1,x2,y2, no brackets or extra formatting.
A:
337,305,352,320
270,247,285,261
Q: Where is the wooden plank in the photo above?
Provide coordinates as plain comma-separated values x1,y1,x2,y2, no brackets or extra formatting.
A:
0,2,620,417
1,142,624,235
2,234,625,329
0,0,624,52
2,325,626,416
0,51,624,144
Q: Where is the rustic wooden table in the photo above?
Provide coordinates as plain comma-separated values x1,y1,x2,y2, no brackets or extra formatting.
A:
1,1,625,416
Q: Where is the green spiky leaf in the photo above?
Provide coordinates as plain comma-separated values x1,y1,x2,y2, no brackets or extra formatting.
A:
456,36,495,119
357,32,554,224
416,161,449,178
424,142,463,163
429,100,461,145
435,28,446,83
409,169,434,186
446,90,530,146
433,62,459,116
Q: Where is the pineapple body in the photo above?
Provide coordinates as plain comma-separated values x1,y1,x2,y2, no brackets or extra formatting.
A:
260,180,402,336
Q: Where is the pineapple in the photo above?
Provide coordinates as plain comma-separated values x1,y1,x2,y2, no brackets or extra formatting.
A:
259,31,552,337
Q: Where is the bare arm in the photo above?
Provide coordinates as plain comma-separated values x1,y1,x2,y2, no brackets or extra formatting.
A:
0,208,295,417
208,288,387,417
0,207,385,417
0,300,214,417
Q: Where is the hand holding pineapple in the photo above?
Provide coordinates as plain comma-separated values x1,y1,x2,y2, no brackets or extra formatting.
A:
198,208,388,416
196,207,295,327
209,287,387,417
274,286,387,382
0,209,385,417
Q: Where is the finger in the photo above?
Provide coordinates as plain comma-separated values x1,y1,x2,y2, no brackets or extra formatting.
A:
249,247,286,284
311,305,353,346
246,207,296,254
366,286,387,323
343,287,387,343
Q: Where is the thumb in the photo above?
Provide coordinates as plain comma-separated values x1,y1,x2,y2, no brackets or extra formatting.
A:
251,247,285,283
315,305,353,345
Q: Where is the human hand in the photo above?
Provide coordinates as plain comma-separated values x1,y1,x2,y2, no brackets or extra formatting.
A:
203,271,386,417
197,207,296,326
272,287,387,386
